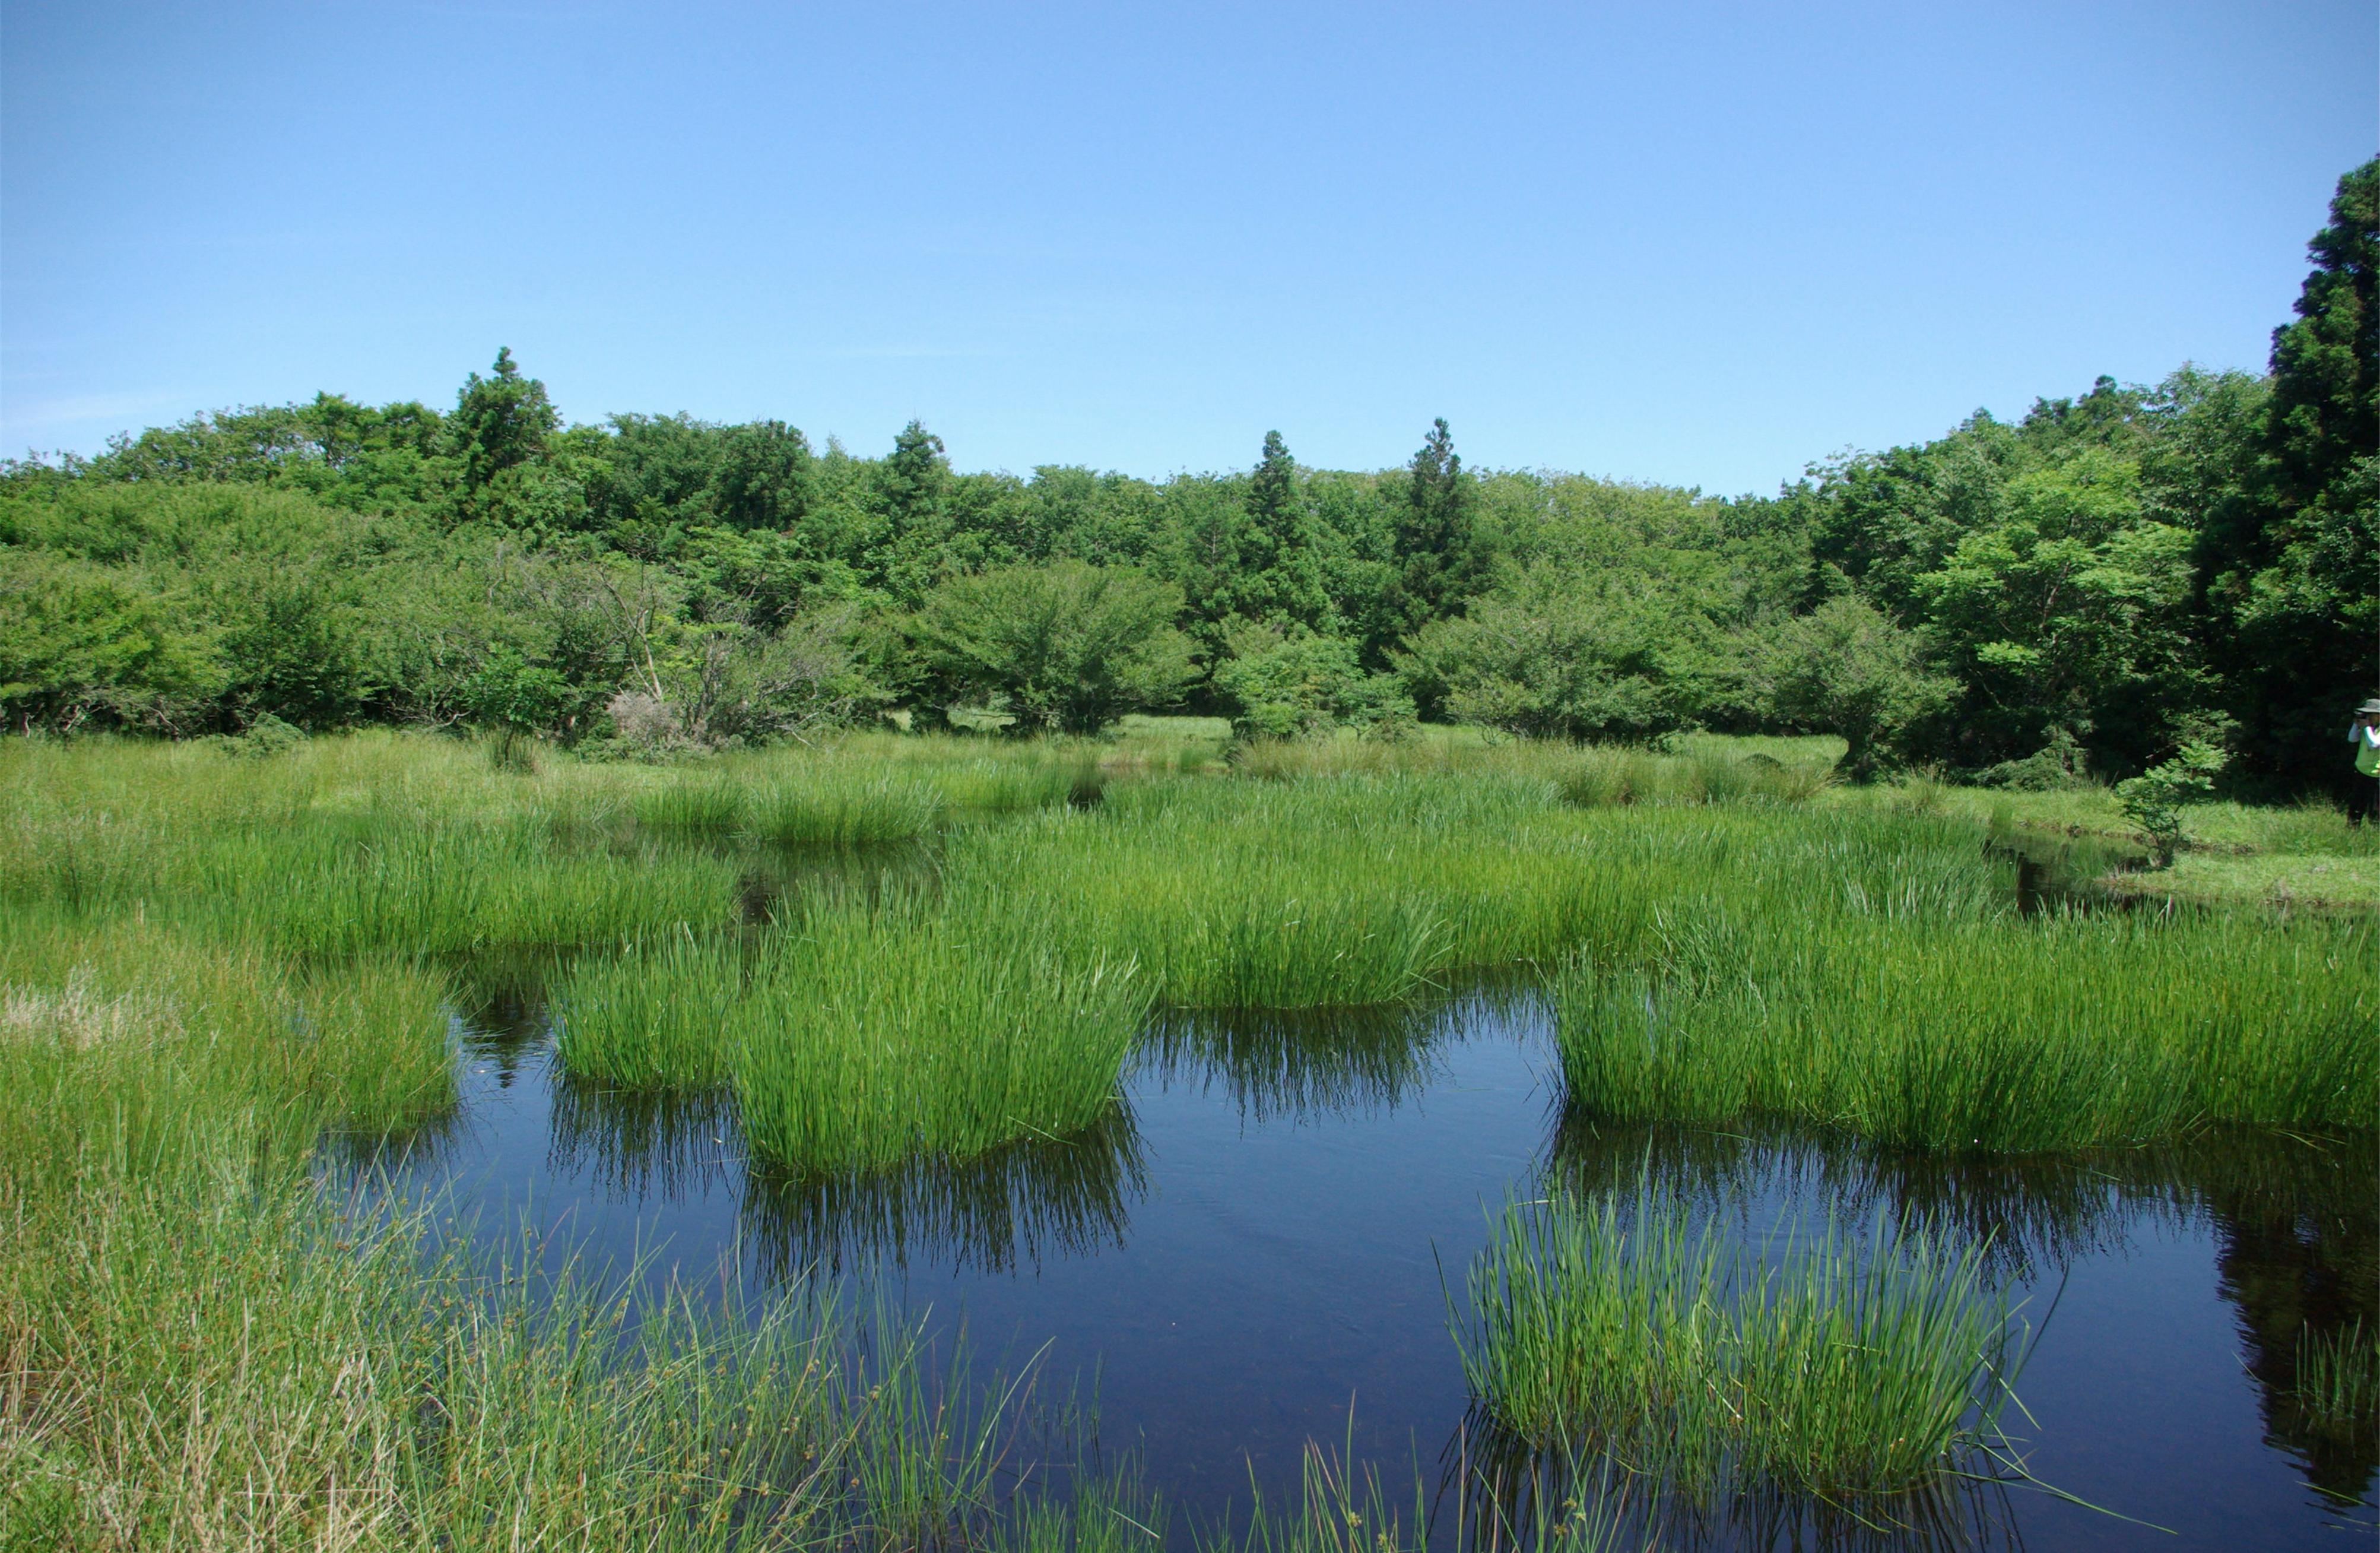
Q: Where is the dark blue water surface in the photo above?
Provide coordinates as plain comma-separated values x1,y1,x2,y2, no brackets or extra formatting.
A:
388,965,2376,1552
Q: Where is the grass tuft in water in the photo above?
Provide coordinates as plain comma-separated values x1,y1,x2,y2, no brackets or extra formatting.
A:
554,931,748,1091
1457,1190,2020,1499
2294,1319,2379,1428
731,892,1150,1175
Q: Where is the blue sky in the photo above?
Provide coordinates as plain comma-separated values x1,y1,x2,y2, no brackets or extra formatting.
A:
3,1,2372,495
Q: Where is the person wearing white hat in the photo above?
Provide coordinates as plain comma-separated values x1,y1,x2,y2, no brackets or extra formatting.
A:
2352,698,2380,819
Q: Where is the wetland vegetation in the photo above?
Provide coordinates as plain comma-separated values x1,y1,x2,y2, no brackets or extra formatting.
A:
3,724,2373,1549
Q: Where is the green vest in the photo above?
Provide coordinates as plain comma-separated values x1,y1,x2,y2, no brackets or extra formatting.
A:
2360,734,2380,777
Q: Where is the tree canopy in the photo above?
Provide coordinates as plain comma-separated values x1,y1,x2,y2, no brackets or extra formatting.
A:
5,161,2373,796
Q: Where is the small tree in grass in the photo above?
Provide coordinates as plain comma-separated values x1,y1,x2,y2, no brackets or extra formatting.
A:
461,646,575,770
2115,740,2228,867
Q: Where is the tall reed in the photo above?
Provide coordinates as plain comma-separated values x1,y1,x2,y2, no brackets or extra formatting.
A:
1458,1190,2019,1498
554,931,749,1091
1555,907,2377,1151
733,893,1149,1174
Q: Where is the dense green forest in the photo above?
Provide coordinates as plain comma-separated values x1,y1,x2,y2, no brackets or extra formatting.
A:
4,161,2371,797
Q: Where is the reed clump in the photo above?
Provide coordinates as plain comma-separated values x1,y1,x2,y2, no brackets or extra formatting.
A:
956,781,2007,1011
1554,907,2377,1152
1458,1191,2019,1498
733,894,1149,1174
551,892,1150,1175
2293,1319,2379,1428
554,931,748,1091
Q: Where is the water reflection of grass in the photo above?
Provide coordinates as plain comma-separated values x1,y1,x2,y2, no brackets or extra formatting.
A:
1438,1432,2022,1553
1545,1111,2141,1283
1138,1000,1456,1123
744,1105,1147,1279
548,1078,741,1203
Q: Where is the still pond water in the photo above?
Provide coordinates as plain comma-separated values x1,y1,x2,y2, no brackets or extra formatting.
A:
380,933,2375,1551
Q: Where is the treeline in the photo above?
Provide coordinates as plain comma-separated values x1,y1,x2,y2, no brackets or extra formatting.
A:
2,161,2371,795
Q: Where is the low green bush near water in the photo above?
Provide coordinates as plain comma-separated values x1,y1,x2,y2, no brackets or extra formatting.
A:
1458,1191,2019,1498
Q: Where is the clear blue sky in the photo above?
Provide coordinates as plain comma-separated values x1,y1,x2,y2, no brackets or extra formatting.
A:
4,1,2372,495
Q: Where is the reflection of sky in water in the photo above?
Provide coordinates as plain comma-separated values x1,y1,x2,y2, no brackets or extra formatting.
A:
360,965,2376,1551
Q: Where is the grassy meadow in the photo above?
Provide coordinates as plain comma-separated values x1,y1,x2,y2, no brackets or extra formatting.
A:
2,723,2372,1547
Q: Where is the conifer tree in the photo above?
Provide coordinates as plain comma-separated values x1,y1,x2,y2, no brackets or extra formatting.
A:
450,347,558,504
1391,417,1485,635
2200,159,2379,790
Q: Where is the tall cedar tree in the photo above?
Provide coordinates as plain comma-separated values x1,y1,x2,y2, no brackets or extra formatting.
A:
450,348,558,505
875,420,954,603
1237,431,1327,629
1393,418,1484,637
2201,159,2379,793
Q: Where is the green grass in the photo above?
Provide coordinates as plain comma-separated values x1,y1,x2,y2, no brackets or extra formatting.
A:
2099,850,2380,910
1555,907,2375,1152
1550,743,1836,809
554,931,750,1091
2294,1319,2379,1427
2,742,750,956
551,894,1150,1176
1,1167,1100,1553
954,778,2010,1011
301,954,456,1133
733,894,1149,1174
629,762,952,846
0,887,1141,1553
1829,771,2380,912
1458,1191,2019,1498
4,725,2371,1545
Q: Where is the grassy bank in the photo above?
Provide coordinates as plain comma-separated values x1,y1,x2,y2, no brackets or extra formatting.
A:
1552,904,2374,1153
